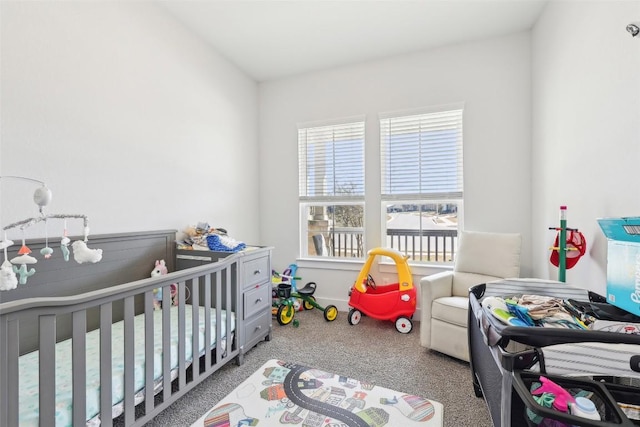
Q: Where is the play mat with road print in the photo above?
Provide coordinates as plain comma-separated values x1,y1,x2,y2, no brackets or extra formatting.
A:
190,359,443,427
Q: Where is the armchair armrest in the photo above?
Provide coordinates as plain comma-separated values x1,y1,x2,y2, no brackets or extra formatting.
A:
419,271,454,348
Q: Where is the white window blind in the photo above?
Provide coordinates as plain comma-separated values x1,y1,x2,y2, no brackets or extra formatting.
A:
380,108,463,200
298,121,365,201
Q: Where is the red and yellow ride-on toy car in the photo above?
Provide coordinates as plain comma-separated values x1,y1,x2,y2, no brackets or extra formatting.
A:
347,247,417,333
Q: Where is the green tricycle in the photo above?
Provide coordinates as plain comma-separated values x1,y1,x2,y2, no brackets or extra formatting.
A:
273,281,338,327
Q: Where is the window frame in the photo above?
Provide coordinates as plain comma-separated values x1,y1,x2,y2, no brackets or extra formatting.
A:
379,104,464,264
297,117,366,260
299,201,366,259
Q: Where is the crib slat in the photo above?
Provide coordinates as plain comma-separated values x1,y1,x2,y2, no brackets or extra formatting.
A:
191,277,200,381
72,310,87,426
100,303,113,427
204,273,211,369
123,296,135,425
225,265,232,359
0,317,20,427
215,271,222,365
162,287,171,401
39,314,56,425
144,291,155,416
178,282,186,389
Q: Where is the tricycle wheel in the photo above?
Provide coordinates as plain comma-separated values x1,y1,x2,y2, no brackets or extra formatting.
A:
324,305,338,321
303,296,316,310
277,304,294,325
395,316,413,333
348,308,361,325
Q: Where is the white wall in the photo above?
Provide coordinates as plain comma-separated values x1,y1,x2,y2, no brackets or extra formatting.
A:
531,1,640,294
259,33,532,309
0,1,260,245
8,0,634,309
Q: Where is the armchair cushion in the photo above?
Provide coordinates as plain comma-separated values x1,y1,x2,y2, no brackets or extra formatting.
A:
431,296,467,327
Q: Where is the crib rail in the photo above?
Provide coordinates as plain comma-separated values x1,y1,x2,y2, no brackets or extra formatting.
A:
0,253,243,427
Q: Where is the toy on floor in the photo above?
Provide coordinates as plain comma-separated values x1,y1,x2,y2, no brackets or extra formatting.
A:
347,247,417,333
272,266,338,327
271,263,305,312
272,263,300,291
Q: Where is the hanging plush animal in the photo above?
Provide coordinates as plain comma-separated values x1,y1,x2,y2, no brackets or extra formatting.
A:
10,244,37,285
150,259,178,309
0,260,18,291
72,240,103,264
61,236,71,261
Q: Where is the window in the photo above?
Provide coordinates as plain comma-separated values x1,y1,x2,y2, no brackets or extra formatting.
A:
380,106,464,263
298,119,365,258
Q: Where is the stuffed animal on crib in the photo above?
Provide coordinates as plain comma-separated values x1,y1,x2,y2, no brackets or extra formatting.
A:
151,259,178,309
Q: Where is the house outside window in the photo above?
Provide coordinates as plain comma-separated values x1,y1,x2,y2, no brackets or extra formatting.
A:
298,119,365,258
380,105,464,263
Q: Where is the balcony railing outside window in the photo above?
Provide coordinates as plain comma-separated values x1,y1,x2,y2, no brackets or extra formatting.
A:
386,229,457,262
317,228,458,262
328,227,365,258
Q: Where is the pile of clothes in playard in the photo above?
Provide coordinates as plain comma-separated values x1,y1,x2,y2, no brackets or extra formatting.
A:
176,222,246,252
482,295,640,333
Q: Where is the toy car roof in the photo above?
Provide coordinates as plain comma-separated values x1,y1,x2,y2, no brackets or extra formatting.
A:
352,247,413,293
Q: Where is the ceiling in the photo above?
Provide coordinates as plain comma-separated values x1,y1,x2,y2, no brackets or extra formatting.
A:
162,0,548,82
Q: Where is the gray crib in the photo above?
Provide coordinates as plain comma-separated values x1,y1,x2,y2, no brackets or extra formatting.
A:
0,230,272,427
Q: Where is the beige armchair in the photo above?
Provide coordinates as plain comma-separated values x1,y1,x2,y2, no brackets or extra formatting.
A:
419,230,521,362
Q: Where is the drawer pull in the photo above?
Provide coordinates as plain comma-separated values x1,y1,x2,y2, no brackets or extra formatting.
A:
254,269,262,275
256,298,263,303
255,325,262,331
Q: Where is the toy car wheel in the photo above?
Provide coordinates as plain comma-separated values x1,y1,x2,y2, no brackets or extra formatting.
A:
303,296,316,310
395,316,413,333
277,305,294,325
324,305,338,322
348,308,361,325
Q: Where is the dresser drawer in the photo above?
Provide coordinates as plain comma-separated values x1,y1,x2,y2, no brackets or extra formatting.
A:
243,255,270,288
243,311,271,346
244,282,271,319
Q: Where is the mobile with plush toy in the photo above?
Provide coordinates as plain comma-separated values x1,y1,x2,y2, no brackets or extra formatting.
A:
0,177,104,289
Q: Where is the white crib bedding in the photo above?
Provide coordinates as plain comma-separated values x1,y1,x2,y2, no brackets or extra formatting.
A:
18,305,235,427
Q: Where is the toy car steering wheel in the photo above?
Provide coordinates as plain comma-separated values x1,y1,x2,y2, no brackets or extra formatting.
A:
366,274,377,289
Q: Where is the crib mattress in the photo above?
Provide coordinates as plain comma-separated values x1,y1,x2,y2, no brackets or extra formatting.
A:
18,305,235,427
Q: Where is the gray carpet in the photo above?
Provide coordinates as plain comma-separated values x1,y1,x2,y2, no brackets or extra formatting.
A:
145,311,493,427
